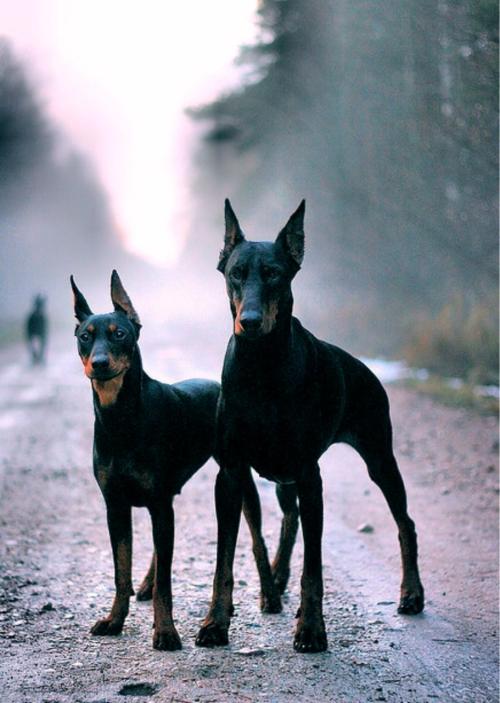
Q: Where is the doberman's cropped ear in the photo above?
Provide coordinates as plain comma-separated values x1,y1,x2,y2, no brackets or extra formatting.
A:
110,270,142,334
275,200,305,272
70,275,93,323
217,198,246,273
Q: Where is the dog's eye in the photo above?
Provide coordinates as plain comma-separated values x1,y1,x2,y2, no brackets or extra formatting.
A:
230,267,243,281
262,267,280,281
79,332,90,343
114,328,126,339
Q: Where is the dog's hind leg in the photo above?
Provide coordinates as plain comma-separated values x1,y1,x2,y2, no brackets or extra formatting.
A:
241,471,282,613
91,503,133,636
359,443,424,615
271,483,299,594
136,552,155,601
345,373,424,615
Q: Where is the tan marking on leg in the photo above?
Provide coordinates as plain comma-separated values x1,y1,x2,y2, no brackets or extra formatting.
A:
115,541,134,596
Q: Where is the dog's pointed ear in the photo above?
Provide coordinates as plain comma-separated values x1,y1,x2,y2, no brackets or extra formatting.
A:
110,270,142,334
275,200,305,271
70,275,93,323
217,198,246,273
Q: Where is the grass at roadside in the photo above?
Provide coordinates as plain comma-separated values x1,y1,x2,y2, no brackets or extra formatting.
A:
402,376,499,416
402,296,498,386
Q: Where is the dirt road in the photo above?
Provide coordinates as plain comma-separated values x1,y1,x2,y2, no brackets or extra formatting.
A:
0,330,498,702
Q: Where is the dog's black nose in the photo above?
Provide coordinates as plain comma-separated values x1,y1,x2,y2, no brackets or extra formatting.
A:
239,312,263,333
91,354,110,370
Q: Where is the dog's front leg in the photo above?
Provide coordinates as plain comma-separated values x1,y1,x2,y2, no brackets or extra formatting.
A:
196,467,243,647
150,500,181,650
271,483,299,594
241,470,282,613
91,502,133,636
136,551,155,601
294,467,328,652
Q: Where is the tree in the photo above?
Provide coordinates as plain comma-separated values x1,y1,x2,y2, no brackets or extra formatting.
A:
188,0,498,354
0,40,151,319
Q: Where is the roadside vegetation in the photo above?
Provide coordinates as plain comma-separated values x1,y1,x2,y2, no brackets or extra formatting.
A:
402,296,498,386
403,377,498,415
399,296,498,415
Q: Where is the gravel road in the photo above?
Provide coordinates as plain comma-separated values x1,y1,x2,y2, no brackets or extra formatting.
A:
0,329,498,703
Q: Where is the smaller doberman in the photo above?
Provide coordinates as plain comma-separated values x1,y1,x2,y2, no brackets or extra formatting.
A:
26,294,48,364
196,200,424,653
71,271,280,650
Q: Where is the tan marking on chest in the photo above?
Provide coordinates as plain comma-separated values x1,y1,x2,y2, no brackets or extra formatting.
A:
92,373,125,407
96,465,109,488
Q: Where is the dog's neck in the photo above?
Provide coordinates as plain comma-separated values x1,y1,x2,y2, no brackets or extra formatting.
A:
92,346,144,425
92,374,127,408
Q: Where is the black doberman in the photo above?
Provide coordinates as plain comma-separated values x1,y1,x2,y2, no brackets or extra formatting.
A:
71,271,281,650
196,200,424,653
26,294,48,364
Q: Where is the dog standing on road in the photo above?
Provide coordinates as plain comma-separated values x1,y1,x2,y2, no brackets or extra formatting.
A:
71,271,281,650
196,200,424,653
26,294,48,364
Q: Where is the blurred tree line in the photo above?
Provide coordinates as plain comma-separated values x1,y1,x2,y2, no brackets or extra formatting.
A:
0,40,149,322
188,0,498,378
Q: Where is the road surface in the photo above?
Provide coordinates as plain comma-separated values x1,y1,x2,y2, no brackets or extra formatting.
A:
0,329,498,702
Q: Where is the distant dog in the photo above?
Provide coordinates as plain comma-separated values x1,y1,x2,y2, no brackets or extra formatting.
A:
26,294,47,364
196,200,424,653
71,271,280,650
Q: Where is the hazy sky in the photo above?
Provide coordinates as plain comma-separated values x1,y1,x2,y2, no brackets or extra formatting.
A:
1,1,258,265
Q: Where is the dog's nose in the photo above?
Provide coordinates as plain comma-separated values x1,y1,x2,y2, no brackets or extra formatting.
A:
239,312,263,333
91,354,110,371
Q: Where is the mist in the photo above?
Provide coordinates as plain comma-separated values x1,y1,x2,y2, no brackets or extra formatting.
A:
0,0,498,383
186,0,498,378
0,41,231,359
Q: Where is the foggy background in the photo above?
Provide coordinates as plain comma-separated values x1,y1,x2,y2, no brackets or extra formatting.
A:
0,0,498,383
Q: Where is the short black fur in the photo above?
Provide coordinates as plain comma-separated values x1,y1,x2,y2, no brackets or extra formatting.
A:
71,271,281,651
196,201,424,653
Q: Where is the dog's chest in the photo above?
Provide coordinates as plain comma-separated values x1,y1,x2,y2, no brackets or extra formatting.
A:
95,454,158,506
220,387,319,480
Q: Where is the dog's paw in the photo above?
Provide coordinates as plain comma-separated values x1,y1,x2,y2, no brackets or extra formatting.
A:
293,619,328,653
195,622,229,648
260,591,282,614
136,581,153,602
90,617,124,636
153,626,182,651
398,584,424,615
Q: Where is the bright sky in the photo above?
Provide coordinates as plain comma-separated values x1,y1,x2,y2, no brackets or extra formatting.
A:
1,1,258,265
